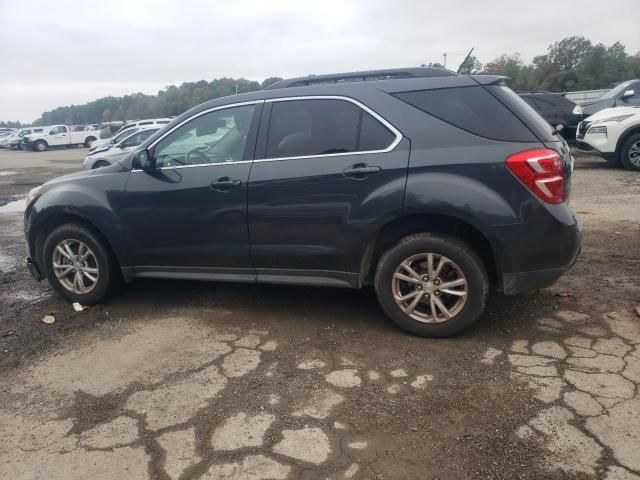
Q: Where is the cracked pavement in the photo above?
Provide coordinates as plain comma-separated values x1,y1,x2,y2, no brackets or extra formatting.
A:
1,149,640,479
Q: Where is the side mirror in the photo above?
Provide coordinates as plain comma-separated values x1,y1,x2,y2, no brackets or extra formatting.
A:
622,89,635,99
132,149,154,170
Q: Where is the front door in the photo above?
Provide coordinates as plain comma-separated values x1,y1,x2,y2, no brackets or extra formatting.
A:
247,97,409,284
49,125,69,146
119,102,262,277
616,81,640,107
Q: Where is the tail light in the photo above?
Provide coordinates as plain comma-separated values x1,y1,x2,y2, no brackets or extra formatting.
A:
506,148,564,204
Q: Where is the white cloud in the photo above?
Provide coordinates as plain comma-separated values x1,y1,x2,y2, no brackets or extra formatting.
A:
1,0,639,122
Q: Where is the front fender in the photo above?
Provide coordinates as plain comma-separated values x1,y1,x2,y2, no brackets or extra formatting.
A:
26,166,130,266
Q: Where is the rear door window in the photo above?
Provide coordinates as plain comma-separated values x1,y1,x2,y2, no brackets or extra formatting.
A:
266,98,396,158
393,86,537,142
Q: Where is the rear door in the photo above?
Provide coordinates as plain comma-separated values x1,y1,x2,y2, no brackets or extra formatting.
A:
247,96,410,284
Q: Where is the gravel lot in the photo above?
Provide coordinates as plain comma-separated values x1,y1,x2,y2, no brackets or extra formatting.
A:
1,147,639,479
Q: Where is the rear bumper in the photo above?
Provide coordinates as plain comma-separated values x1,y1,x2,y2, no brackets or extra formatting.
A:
26,256,44,281
501,249,580,295
487,206,582,295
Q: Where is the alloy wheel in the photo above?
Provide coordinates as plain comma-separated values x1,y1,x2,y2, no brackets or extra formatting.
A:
391,253,468,323
51,239,100,294
628,141,640,167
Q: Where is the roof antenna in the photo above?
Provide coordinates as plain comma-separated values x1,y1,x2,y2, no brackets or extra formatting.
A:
457,47,475,74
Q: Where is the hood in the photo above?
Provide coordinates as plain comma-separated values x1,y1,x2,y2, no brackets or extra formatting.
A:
44,168,96,187
585,106,640,122
90,142,113,154
580,98,607,107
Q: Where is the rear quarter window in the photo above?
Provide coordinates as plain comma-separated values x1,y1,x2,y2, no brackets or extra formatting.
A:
393,86,537,142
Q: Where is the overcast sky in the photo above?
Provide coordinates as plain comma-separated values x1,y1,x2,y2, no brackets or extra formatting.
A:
1,0,639,123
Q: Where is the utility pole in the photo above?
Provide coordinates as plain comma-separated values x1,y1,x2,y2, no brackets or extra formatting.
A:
443,52,447,69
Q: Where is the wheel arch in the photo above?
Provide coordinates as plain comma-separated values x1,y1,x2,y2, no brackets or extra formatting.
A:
360,213,497,287
615,125,640,156
32,212,124,280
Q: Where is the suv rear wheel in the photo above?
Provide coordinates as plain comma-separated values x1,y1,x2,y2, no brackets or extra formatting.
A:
620,133,640,171
375,233,488,337
43,223,114,304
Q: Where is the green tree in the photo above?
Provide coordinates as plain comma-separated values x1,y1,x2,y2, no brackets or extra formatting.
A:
534,36,592,71
261,77,283,88
420,62,444,69
457,55,482,74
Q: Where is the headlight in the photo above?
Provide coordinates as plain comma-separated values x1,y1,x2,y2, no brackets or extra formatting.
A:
587,126,607,136
26,185,42,206
572,104,583,115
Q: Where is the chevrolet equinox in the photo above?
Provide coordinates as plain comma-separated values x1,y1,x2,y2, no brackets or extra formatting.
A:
24,68,582,337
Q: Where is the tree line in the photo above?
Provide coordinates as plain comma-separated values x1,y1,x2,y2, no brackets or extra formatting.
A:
2,36,639,128
27,77,283,127
457,36,640,92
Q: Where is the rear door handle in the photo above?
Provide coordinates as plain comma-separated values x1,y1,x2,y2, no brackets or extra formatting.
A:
210,177,241,191
343,163,382,179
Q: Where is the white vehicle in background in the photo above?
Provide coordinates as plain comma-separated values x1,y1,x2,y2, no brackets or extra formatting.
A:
113,118,171,136
576,106,640,171
89,126,144,152
22,125,102,152
83,126,160,169
0,126,48,149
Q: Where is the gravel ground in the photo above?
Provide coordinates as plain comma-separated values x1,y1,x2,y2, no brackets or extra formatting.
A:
0,147,639,480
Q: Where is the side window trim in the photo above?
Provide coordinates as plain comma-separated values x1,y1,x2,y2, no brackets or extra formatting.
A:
142,100,264,170
255,95,402,163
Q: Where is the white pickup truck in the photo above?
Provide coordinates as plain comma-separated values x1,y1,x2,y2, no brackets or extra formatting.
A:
22,125,102,152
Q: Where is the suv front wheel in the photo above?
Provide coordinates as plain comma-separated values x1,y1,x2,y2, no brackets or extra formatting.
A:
375,233,488,337
620,133,640,171
43,223,115,304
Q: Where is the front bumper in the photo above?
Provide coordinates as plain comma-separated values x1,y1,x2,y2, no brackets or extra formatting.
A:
26,256,44,281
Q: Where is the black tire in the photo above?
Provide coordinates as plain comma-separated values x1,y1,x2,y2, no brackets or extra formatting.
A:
43,223,115,304
374,233,489,337
92,160,110,169
34,140,47,152
84,137,96,148
603,154,620,164
620,133,640,171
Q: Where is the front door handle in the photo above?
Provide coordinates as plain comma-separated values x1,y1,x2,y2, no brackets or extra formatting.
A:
343,163,382,179
210,177,241,191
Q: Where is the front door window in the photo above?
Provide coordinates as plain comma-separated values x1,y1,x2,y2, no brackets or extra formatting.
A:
153,105,255,167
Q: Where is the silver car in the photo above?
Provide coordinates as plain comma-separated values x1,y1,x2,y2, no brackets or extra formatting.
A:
83,127,160,169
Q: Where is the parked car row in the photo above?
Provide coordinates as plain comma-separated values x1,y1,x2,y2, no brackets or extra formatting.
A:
0,118,172,152
517,80,640,170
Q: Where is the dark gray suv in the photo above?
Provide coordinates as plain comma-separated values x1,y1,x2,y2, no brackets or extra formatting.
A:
24,68,581,337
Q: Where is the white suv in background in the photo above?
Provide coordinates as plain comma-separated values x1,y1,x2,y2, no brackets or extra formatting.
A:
113,118,171,136
577,106,640,170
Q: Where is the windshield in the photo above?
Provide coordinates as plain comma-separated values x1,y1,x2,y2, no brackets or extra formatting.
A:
601,80,636,99
114,128,139,143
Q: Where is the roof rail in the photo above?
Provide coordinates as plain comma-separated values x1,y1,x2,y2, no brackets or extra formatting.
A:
264,67,457,90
